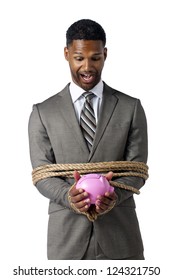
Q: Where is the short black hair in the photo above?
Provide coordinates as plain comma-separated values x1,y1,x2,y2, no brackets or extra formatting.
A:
66,19,106,47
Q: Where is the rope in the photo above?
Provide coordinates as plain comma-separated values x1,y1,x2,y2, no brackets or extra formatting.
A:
32,161,149,194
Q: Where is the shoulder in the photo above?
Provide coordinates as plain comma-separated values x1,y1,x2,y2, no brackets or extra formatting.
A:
103,82,138,103
103,82,142,115
29,84,70,123
36,84,70,110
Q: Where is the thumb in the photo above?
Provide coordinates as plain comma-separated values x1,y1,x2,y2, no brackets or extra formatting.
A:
105,171,114,181
73,170,81,182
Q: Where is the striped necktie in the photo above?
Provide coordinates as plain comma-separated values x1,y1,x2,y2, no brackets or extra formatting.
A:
80,92,96,151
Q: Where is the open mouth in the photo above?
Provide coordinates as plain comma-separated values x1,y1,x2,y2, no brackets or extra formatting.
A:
80,73,95,83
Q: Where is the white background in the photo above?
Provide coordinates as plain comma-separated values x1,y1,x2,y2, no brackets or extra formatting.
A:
0,0,172,279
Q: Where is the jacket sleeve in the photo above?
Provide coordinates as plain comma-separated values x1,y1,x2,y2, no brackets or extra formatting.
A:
28,104,71,208
114,99,148,206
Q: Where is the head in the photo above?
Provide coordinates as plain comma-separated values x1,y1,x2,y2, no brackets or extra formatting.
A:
64,19,107,91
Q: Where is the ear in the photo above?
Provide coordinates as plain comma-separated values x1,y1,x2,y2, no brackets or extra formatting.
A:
64,47,69,61
104,47,107,61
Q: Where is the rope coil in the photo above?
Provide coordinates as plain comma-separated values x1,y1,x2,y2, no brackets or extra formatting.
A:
32,161,149,194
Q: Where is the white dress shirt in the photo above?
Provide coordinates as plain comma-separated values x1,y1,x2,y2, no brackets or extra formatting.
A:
69,80,103,124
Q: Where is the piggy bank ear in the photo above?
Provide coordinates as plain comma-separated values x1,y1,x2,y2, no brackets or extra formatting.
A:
100,176,105,184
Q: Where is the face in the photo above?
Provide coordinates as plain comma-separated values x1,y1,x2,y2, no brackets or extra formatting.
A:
64,40,107,91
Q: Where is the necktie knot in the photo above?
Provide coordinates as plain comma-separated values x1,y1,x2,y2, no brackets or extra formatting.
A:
83,92,95,102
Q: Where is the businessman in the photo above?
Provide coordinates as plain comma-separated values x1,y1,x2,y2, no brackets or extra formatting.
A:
28,19,148,259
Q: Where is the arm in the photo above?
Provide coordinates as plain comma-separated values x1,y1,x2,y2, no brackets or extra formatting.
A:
28,104,71,208
112,99,148,206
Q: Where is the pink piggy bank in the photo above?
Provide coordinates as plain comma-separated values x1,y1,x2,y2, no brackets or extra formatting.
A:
76,173,114,204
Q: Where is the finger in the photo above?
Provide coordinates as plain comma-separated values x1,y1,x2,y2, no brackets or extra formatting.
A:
95,198,115,213
73,170,81,182
100,192,117,205
75,199,91,212
105,171,114,181
95,192,116,210
70,191,89,203
96,193,113,204
95,203,107,213
79,204,90,212
95,198,110,209
105,191,117,200
70,185,83,196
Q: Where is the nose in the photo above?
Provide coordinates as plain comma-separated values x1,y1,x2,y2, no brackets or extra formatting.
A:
83,59,92,71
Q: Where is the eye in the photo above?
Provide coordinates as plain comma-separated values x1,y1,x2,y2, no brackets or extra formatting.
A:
74,56,83,61
92,56,101,61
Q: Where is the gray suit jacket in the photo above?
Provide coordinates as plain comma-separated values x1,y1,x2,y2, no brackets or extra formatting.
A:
28,82,148,259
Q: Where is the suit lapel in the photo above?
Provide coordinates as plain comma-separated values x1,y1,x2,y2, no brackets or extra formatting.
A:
55,83,119,162
56,85,89,155
89,83,119,161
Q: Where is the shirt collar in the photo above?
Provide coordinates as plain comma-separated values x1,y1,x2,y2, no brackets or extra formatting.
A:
69,80,103,103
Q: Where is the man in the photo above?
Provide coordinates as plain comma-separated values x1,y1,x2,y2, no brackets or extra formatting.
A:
28,19,148,260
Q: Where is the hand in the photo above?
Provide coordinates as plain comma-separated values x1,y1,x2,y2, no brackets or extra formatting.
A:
68,171,91,213
95,172,117,214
